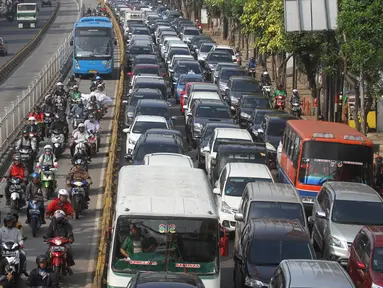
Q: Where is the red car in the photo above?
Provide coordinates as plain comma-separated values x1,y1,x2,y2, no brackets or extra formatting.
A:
348,226,383,288
180,82,201,114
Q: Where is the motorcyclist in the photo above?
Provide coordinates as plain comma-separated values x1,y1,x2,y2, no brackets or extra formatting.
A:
66,161,92,204
15,130,37,155
28,106,44,125
248,57,256,68
290,88,300,105
44,210,74,275
4,153,28,206
25,173,46,225
36,144,58,171
86,7,92,16
70,85,82,103
54,82,66,97
11,213,25,240
70,99,86,120
272,84,287,108
86,95,102,118
71,123,91,160
0,214,27,275
26,254,53,287
25,116,42,142
50,113,69,142
91,72,99,82
41,95,55,114
260,69,272,86
46,189,74,218
66,75,78,90
0,258,14,288
91,84,113,114
84,114,101,151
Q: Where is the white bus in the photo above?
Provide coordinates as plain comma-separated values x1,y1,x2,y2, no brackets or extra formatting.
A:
17,3,38,28
107,166,221,288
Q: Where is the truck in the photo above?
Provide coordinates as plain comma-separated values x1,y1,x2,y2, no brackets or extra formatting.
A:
16,2,38,28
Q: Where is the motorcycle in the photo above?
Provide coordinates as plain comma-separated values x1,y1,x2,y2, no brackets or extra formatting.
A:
71,115,85,130
291,98,302,117
28,199,44,237
51,129,65,158
45,236,71,286
274,94,286,111
40,165,57,200
70,180,88,219
19,146,34,174
235,53,242,66
87,105,102,120
9,177,25,211
29,131,40,147
71,141,89,170
43,112,53,137
1,242,21,285
262,85,272,99
88,131,99,156
248,67,256,78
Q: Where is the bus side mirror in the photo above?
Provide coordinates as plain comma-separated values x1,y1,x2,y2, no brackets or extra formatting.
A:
70,40,73,46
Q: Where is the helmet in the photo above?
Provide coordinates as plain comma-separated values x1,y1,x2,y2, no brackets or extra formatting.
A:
56,82,63,86
97,84,103,88
23,130,28,137
78,123,85,128
58,189,69,198
28,116,36,121
96,76,101,80
293,89,298,93
44,144,52,150
13,153,21,161
262,71,268,75
3,214,15,227
36,254,49,267
318,115,324,121
9,212,19,223
31,172,40,179
73,85,79,89
88,114,95,120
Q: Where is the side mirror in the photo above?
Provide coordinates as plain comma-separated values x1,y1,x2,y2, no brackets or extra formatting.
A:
213,188,220,195
122,128,130,134
202,146,210,153
315,211,327,219
357,261,367,270
257,128,264,134
234,213,244,222
70,40,73,46
125,154,133,161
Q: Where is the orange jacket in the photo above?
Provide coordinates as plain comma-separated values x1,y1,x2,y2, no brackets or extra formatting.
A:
46,198,74,217
28,112,44,123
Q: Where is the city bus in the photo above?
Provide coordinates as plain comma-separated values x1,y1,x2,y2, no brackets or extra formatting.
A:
17,3,38,28
107,166,223,288
70,17,116,77
277,120,373,205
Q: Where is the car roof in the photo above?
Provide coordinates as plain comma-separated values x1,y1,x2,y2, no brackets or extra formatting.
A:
231,76,258,81
246,182,302,204
134,54,157,59
281,260,354,287
142,134,182,145
134,64,160,68
214,45,232,49
135,115,167,123
225,162,272,178
247,218,308,240
133,88,162,94
220,67,245,72
135,272,202,287
179,74,203,79
177,60,199,65
136,77,165,83
210,51,232,55
196,99,226,107
144,153,193,167
137,99,168,107
325,182,382,202
216,62,238,67
191,91,220,99
145,128,182,137
215,128,251,139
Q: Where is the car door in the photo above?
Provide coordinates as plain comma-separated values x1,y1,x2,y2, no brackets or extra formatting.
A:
186,102,197,137
205,132,215,173
216,166,228,210
234,193,249,251
353,233,370,288
313,188,330,251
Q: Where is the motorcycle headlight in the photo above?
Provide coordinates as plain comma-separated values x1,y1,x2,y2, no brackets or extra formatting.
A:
245,276,265,288
240,112,251,119
230,96,238,104
193,123,203,131
265,142,276,152
329,235,348,249
128,138,136,145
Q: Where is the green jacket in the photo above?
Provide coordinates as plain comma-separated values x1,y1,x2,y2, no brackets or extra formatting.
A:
71,91,81,101
273,89,286,98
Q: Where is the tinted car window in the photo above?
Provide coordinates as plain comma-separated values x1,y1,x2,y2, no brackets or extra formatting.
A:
215,48,234,55
207,53,232,63
175,63,202,75
332,200,383,225
266,120,287,137
132,28,149,35
130,45,153,54
132,121,167,134
134,57,158,65
184,29,200,35
196,105,230,118
221,69,246,80
179,77,203,85
131,94,163,105
200,43,214,52
133,67,160,75
242,97,269,109
136,144,182,161
225,177,273,197
136,106,169,119
232,79,260,92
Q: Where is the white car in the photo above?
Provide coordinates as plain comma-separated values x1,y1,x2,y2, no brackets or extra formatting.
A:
143,153,194,167
161,39,184,59
209,45,236,62
202,128,253,178
123,115,169,156
213,162,274,232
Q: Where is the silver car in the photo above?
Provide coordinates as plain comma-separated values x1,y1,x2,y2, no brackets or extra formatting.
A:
309,181,383,266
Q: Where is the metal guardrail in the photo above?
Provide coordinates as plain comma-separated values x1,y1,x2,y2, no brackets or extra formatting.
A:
0,0,84,156
93,2,125,287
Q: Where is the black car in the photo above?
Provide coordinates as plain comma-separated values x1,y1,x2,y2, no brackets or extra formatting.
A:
186,99,234,147
258,113,299,167
196,123,240,169
132,78,167,100
248,109,287,140
223,76,261,106
171,60,202,90
132,55,159,69
203,51,233,81
236,94,271,128
216,67,247,92
211,143,269,185
127,272,205,288
128,134,186,165
190,35,214,50
134,99,174,126
127,43,154,69
124,88,164,127
233,219,315,288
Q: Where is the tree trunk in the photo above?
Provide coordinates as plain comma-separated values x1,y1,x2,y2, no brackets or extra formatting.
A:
271,54,276,82
359,69,367,134
353,73,361,132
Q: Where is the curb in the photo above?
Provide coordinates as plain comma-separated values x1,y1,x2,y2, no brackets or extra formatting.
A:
0,1,61,84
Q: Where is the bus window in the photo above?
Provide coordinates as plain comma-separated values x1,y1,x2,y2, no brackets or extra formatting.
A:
292,137,301,168
288,132,296,158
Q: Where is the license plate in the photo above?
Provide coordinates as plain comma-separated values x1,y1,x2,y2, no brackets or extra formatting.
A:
72,188,84,194
3,251,16,257
302,196,314,203
51,246,65,252
88,70,97,73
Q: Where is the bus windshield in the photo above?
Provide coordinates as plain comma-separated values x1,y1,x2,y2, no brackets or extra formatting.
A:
17,4,36,11
112,217,219,275
298,141,372,186
74,27,112,58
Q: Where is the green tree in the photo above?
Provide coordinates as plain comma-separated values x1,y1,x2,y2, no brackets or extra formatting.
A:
338,0,383,133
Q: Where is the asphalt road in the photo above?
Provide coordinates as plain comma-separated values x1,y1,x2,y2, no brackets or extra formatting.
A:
0,0,57,67
0,0,79,113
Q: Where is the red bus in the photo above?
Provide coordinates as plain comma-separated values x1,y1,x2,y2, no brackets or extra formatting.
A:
277,120,373,205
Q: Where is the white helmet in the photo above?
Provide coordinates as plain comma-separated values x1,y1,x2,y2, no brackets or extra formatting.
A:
44,144,52,150
28,116,36,121
54,210,65,219
293,89,298,93
56,82,63,86
262,71,269,75
73,85,79,89
78,123,85,128
58,189,69,197
97,84,103,88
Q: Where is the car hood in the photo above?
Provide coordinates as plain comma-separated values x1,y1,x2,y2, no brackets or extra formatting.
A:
330,222,363,243
128,132,141,143
194,117,234,126
222,195,241,211
126,105,135,115
264,135,281,149
247,262,276,284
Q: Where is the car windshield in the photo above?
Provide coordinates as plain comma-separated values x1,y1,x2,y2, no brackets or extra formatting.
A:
130,46,153,55
135,144,182,161
221,70,246,81
331,200,383,225
213,138,251,152
196,106,230,118
249,239,313,265
207,53,232,63
372,247,383,272
179,77,202,86
175,63,201,75
132,29,149,35
225,177,273,197
248,202,306,227
136,106,169,119
254,111,271,124
135,58,158,65
215,48,234,55
184,29,200,35
132,121,167,134
131,94,162,106
169,49,190,59
232,80,260,92
134,67,159,75
200,44,214,52
112,217,219,274
266,120,287,137
241,97,269,109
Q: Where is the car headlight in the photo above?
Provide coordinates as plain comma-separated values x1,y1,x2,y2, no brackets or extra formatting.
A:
245,276,265,288
240,112,251,119
372,283,383,288
265,142,276,152
230,96,238,104
329,235,348,249
194,123,203,130
221,201,234,214
128,138,136,145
